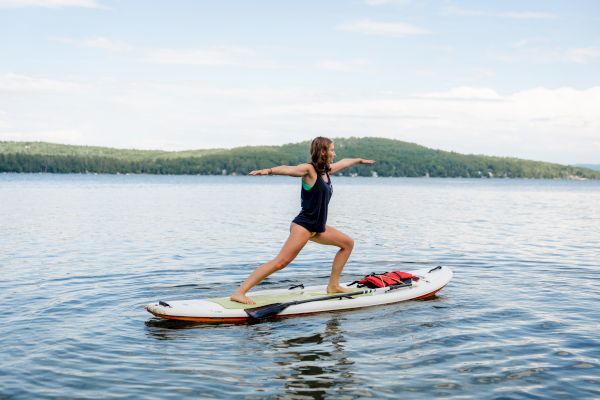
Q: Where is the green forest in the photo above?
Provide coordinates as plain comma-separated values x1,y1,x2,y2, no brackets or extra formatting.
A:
1,137,598,179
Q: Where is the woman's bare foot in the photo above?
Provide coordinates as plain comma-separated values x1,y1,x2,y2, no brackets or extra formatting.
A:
230,292,256,305
326,285,355,294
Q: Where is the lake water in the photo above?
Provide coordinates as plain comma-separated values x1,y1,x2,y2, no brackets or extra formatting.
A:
1,174,599,399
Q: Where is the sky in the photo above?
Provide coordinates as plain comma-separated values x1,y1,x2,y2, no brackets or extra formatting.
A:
0,0,599,164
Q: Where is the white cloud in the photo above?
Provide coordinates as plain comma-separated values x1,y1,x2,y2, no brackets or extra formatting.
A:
498,40,600,65
470,68,495,80
259,86,600,162
0,110,8,129
0,0,104,8
53,37,280,68
415,87,503,101
337,19,431,37
0,129,84,144
264,86,599,127
317,59,371,72
513,37,550,48
1,79,598,162
51,36,131,52
567,47,600,64
442,5,557,19
81,37,131,52
366,0,412,6
0,72,85,92
143,47,266,67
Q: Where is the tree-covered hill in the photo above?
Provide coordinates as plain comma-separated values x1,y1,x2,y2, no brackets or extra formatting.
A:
1,137,598,179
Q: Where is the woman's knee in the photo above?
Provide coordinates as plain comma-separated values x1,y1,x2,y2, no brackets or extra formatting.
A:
341,236,354,251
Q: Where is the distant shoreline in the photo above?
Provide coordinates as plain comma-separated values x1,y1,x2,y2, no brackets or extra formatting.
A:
2,138,599,179
1,171,596,181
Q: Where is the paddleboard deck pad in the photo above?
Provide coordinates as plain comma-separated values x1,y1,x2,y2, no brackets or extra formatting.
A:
145,266,452,323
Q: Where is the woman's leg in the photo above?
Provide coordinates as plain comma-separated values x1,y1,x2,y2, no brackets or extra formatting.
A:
230,223,312,304
310,225,355,293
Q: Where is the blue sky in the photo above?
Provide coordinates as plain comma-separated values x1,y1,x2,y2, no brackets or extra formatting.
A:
0,0,599,164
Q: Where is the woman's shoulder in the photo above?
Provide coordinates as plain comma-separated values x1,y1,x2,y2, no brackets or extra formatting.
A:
299,163,317,178
299,162,315,171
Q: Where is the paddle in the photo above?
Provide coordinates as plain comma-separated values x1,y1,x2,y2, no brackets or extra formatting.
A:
244,281,412,320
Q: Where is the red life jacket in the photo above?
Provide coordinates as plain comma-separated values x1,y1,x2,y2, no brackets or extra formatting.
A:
351,271,418,289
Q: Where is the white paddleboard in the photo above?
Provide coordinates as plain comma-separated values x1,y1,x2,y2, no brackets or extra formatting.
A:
145,266,452,323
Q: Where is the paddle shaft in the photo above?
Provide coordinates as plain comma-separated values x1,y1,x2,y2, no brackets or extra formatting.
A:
288,289,367,306
290,281,412,306
245,281,412,320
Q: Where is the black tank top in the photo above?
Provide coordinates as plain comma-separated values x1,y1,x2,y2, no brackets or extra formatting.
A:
292,168,333,233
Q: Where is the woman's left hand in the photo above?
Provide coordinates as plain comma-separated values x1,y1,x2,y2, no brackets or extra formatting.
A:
249,168,270,176
360,159,376,164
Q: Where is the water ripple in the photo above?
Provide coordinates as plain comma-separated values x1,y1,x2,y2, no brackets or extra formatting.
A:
1,175,599,399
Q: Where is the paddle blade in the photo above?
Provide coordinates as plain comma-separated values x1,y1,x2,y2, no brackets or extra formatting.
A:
245,302,290,320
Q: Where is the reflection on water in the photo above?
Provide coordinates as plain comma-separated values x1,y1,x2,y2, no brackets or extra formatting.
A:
266,317,355,399
274,316,356,399
1,175,600,399
144,314,358,398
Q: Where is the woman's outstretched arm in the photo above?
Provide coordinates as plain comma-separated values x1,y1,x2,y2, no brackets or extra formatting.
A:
249,163,313,177
329,158,375,175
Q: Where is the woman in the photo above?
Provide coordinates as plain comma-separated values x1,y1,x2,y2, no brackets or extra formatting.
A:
230,137,375,304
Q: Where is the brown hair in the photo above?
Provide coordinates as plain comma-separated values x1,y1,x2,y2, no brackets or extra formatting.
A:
310,136,333,174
